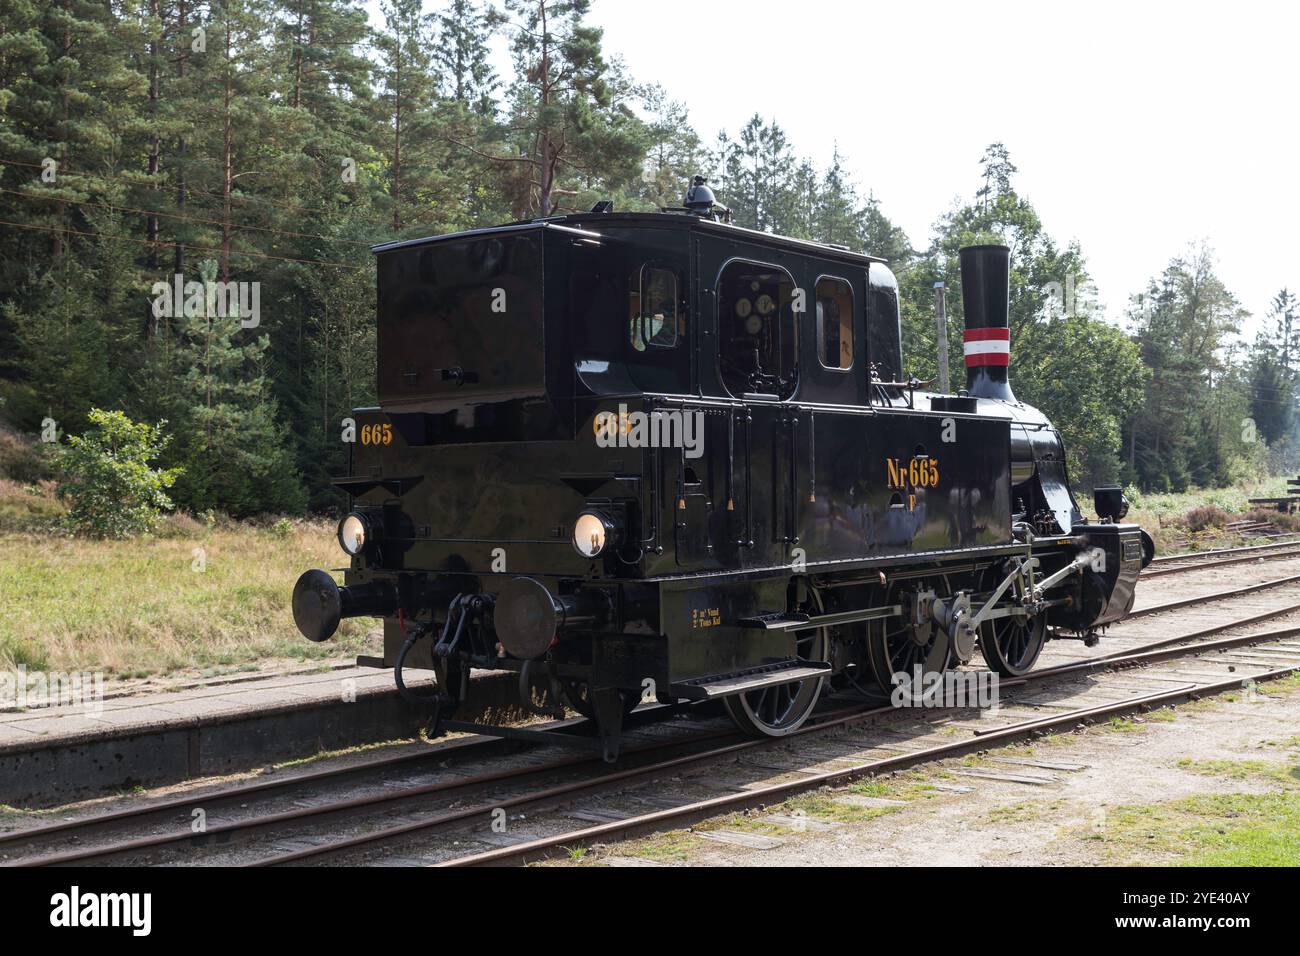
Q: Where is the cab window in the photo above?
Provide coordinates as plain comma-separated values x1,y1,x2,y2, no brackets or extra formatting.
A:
717,261,798,399
628,264,679,350
816,276,854,370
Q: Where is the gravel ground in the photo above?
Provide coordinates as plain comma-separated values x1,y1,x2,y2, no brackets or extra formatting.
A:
567,682,1300,866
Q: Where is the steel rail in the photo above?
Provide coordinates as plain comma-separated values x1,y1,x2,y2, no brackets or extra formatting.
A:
1126,571,1300,619
0,704,685,853
1142,545,1300,578
1149,536,1300,565
7,718,743,867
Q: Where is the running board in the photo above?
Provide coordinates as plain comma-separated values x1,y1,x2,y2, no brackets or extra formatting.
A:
668,659,832,701
737,604,902,632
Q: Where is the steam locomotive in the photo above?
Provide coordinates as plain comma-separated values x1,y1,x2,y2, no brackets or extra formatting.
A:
292,177,1154,760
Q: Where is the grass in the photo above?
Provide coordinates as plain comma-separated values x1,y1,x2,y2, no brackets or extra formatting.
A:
989,797,1064,823
1104,716,1144,733
1124,476,1297,555
1175,757,1300,786
1087,748,1300,865
1092,792,1300,866
779,793,903,824
577,776,933,865
0,479,65,533
605,828,711,863
0,519,373,676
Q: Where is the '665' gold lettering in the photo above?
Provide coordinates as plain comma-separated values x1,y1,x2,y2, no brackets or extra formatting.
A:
885,455,940,513
360,423,393,446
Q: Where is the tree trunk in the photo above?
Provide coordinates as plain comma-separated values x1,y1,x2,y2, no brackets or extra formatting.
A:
392,58,402,231
292,1,303,108
536,1,553,217
175,0,188,275
147,0,160,278
52,3,71,259
221,19,232,282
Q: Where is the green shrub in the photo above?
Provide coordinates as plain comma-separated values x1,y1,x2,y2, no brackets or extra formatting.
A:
54,409,182,538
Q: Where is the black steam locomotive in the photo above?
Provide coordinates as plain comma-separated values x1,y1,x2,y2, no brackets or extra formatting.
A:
292,178,1153,760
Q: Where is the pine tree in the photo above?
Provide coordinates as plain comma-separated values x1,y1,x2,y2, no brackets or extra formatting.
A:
814,148,859,247
166,259,305,515
496,0,644,217
714,115,796,232
0,0,149,421
1246,289,1300,446
898,144,1144,486
1125,245,1248,490
433,0,497,114
374,0,450,233
638,85,704,209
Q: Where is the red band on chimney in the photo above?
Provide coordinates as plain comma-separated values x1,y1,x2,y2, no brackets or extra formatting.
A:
963,326,1010,367
963,327,1010,342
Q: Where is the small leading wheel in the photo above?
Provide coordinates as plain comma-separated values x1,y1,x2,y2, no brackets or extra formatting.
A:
977,608,1050,676
978,610,1046,676
724,591,829,737
864,574,953,693
977,565,1048,677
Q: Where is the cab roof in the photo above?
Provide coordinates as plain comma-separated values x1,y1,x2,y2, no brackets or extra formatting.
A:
371,211,890,268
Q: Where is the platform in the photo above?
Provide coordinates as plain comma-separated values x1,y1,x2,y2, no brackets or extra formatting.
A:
0,663,519,807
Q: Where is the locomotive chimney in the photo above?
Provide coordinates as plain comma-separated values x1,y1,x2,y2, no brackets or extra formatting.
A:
958,244,1015,402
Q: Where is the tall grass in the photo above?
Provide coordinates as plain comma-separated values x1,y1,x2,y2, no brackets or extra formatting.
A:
0,518,373,676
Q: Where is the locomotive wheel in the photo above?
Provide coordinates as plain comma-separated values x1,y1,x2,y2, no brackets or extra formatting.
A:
724,625,827,737
724,588,828,737
979,611,1047,676
864,574,953,693
977,566,1048,677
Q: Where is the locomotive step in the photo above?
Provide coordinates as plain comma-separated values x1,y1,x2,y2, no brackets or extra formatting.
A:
669,659,833,701
737,604,903,632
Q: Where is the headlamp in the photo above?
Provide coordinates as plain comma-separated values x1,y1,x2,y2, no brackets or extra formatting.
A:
337,512,371,556
573,511,617,558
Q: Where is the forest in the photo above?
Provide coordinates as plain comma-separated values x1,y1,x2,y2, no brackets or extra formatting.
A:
1,0,1297,520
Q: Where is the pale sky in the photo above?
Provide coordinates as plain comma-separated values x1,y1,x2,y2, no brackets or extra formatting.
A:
371,0,1299,336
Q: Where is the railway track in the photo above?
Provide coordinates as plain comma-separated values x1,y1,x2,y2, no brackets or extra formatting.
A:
5,564,1300,867
0,700,714,863
1142,537,1300,578
444,663,1300,867
433,617,1300,867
